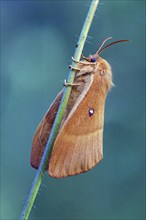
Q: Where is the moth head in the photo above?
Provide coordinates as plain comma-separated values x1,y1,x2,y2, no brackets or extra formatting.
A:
82,37,128,90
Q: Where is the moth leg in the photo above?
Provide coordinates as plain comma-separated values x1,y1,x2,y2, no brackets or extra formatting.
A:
63,79,81,87
76,65,94,77
69,65,81,71
81,54,89,60
72,57,96,65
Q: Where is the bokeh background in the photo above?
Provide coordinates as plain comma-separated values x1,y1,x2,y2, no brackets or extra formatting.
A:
1,1,145,220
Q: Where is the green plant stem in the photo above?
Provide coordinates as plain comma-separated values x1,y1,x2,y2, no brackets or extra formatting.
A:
20,1,99,219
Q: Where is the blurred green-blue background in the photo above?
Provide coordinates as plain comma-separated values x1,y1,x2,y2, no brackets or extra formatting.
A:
1,1,145,219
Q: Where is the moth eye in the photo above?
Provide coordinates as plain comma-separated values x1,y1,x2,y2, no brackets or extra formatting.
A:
88,108,94,117
91,57,97,62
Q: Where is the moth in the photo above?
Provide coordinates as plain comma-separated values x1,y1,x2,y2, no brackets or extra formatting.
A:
30,37,128,178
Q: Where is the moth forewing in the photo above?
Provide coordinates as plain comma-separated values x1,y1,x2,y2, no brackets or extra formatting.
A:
30,90,63,169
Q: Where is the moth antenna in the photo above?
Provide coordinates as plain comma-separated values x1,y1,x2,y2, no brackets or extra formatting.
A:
98,39,129,55
96,37,112,54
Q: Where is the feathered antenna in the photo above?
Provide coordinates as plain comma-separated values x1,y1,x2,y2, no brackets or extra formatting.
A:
97,38,129,55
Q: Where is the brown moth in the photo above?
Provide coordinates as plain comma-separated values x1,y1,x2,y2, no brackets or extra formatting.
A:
30,37,128,178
